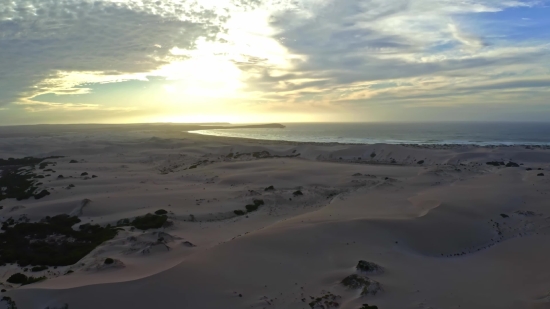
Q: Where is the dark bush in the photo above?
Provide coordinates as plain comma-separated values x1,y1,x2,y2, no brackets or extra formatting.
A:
245,204,258,212
104,258,114,265
81,172,88,176
0,214,117,267
1,296,17,309
130,213,167,230
7,273,45,285
356,260,382,273
293,190,303,196
505,162,519,167
417,160,425,164
234,210,245,216
34,190,50,200
538,173,545,176
264,185,275,191
117,218,130,226
500,214,509,218
341,274,369,288
69,160,78,163
154,209,168,215
486,161,505,166
359,304,378,309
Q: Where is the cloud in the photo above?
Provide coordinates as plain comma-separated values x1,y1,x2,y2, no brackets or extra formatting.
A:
233,0,550,110
0,0,549,123
0,0,227,106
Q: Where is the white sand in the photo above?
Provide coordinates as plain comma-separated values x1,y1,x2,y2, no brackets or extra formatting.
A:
0,124,549,309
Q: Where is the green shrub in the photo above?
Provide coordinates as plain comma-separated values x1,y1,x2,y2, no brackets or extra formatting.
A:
117,218,130,226
356,260,382,273
130,214,167,230
245,204,258,212
154,209,168,215
0,214,117,267
6,273,45,285
104,258,114,265
1,296,18,309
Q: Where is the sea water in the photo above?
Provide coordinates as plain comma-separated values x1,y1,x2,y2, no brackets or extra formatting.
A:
190,122,550,145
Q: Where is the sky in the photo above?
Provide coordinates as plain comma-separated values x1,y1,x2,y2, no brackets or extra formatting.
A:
0,0,549,125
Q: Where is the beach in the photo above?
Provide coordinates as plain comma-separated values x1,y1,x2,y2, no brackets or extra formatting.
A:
1,123,550,309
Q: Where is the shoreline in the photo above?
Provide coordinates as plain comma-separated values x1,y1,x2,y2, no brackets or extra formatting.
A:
186,129,550,149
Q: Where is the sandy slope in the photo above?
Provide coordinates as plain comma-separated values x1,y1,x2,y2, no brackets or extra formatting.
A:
1,124,549,309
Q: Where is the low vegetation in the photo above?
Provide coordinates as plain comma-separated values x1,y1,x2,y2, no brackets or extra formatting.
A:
341,274,382,296
7,273,46,285
0,214,118,267
359,304,379,309
308,291,341,309
234,199,265,216
356,260,382,273
154,209,168,215
117,213,168,230
245,199,265,212
1,296,18,309
0,156,62,202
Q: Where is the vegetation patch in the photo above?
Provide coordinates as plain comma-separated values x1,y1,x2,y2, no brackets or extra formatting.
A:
341,274,382,296
104,258,114,265
117,214,168,230
0,214,118,267
359,304,378,309
234,210,245,216
264,185,275,191
245,199,264,212
7,273,46,285
308,291,341,309
417,160,425,164
0,156,64,202
154,209,168,215
486,161,505,166
356,260,383,274
293,190,303,196
1,296,18,309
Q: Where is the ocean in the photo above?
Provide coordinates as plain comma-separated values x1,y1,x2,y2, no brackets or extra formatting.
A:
189,122,550,146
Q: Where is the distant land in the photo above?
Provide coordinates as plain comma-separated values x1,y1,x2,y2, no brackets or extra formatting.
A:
0,123,285,138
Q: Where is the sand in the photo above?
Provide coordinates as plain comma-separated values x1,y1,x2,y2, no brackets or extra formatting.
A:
0,124,549,309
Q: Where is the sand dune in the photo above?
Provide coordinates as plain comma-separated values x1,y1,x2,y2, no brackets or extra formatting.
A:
1,124,549,309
